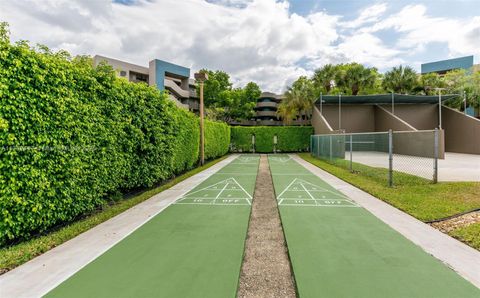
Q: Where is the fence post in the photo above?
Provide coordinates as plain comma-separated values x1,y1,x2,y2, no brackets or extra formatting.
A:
388,129,393,187
349,134,353,172
434,128,438,183
310,135,312,155
329,135,333,161
317,136,320,158
252,134,255,154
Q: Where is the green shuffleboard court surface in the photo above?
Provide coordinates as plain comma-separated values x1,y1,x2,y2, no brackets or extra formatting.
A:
45,155,259,298
268,155,479,298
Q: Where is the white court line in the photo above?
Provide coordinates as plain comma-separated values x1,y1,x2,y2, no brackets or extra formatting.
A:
212,183,229,205
269,156,293,163
216,173,257,175
230,177,253,205
271,173,311,176
178,197,250,200
277,178,298,205
294,179,350,199
176,177,252,206
183,179,231,197
279,198,352,201
175,203,250,206
280,204,359,208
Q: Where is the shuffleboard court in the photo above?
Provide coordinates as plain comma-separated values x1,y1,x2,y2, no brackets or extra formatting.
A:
268,155,480,298
45,155,259,298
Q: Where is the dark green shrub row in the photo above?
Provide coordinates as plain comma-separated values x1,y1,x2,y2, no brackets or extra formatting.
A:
204,120,230,160
230,126,313,153
0,30,228,245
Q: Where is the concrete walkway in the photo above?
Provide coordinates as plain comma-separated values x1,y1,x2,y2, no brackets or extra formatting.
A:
0,155,238,298
350,151,480,181
292,154,480,289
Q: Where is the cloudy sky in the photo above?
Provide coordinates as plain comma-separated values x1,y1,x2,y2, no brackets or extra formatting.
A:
1,0,479,92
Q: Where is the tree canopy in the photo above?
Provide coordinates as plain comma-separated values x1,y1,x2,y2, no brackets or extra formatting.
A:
199,69,261,122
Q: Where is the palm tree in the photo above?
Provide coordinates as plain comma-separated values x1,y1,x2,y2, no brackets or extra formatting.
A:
382,65,417,94
284,76,317,124
340,63,378,95
276,102,297,125
313,64,338,93
418,72,444,95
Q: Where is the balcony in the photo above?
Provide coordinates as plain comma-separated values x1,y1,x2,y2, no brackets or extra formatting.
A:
256,101,278,109
164,79,189,99
256,111,278,117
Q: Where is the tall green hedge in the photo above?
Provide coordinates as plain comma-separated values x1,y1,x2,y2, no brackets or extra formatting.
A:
205,120,230,160
0,30,228,245
230,126,313,153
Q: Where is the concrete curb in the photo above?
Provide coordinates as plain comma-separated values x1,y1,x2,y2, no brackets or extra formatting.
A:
0,155,238,298
291,154,480,289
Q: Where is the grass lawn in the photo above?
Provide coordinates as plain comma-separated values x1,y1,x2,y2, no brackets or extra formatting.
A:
298,153,480,249
449,223,480,250
0,156,228,274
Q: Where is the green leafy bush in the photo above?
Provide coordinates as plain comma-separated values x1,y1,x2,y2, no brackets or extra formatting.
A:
0,26,228,245
205,120,230,159
230,126,313,153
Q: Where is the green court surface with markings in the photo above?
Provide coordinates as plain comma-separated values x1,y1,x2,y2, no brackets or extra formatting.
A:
268,155,479,298
45,155,259,298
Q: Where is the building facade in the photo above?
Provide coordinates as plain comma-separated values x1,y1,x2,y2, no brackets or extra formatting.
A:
421,55,478,75
254,92,282,122
93,55,199,112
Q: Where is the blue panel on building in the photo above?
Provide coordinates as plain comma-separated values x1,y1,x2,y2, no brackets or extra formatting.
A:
421,56,473,74
153,59,190,90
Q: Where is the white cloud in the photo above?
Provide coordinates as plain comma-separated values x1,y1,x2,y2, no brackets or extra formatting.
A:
0,0,478,92
341,3,387,28
361,5,480,59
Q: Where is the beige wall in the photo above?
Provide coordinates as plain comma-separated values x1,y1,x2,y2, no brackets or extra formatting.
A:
383,104,439,130
392,130,445,159
374,105,417,132
442,106,480,154
93,55,149,79
321,105,375,133
311,106,334,134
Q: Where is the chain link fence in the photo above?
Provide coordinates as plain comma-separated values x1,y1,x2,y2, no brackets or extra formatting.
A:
311,130,440,186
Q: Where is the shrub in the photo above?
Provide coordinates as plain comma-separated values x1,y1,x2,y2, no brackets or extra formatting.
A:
204,120,230,160
0,27,228,245
230,126,313,153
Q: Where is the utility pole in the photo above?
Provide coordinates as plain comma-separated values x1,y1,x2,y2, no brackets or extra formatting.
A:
194,72,208,165
434,87,446,129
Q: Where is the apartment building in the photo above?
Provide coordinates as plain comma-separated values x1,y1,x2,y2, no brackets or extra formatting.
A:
255,92,282,121
93,55,199,112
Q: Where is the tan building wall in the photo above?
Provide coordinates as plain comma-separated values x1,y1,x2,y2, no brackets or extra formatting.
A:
442,106,480,154
374,105,417,132
93,55,149,81
383,104,439,130
311,106,334,134
312,104,446,158
321,105,375,133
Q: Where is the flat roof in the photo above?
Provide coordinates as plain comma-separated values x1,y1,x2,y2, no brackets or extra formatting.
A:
316,94,459,104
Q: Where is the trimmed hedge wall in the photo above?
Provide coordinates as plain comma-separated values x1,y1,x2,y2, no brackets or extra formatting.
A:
0,34,229,245
230,126,313,153
205,120,230,160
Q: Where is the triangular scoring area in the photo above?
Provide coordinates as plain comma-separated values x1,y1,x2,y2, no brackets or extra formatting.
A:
270,156,293,163
277,178,351,205
176,177,252,205
234,156,258,163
